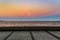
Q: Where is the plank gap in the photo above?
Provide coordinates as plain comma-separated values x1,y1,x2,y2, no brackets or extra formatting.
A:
46,31,60,40
30,31,35,40
4,31,14,40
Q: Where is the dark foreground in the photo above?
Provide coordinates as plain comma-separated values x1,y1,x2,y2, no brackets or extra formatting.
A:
0,21,60,31
0,27,60,31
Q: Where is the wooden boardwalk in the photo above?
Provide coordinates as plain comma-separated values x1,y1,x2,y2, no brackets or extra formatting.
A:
0,31,60,40
0,21,60,40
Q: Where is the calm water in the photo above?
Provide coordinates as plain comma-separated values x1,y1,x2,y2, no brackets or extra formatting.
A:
0,18,60,21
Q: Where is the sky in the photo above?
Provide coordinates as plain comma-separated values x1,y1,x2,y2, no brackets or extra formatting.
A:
0,0,60,21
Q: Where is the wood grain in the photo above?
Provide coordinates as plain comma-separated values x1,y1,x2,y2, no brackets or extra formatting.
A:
31,31,58,40
49,31,60,38
0,31,12,40
7,31,32,40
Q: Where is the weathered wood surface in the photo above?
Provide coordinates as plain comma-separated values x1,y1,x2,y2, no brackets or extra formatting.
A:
31,31,58,40
0,21,60,27
0,31,12,40
0,31,60,40
7,31,32,40
49,31,60,38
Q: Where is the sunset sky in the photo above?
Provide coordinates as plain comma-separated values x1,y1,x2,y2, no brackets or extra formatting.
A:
0,0,60,21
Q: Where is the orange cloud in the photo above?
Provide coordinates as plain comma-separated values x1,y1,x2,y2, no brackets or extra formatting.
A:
0,4,60,18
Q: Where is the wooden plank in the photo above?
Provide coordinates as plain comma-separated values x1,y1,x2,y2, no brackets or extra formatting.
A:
0,31,12,40
31,31,58,40
7,31,32,40
49,31,60,37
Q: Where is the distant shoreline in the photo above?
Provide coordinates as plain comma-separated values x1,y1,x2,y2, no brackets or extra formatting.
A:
0,20,60,22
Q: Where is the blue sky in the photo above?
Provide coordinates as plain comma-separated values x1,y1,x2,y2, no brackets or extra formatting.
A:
0,0,60,4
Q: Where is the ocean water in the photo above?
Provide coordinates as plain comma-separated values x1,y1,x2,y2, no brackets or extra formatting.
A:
0,15,60,21
0,18,60,21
